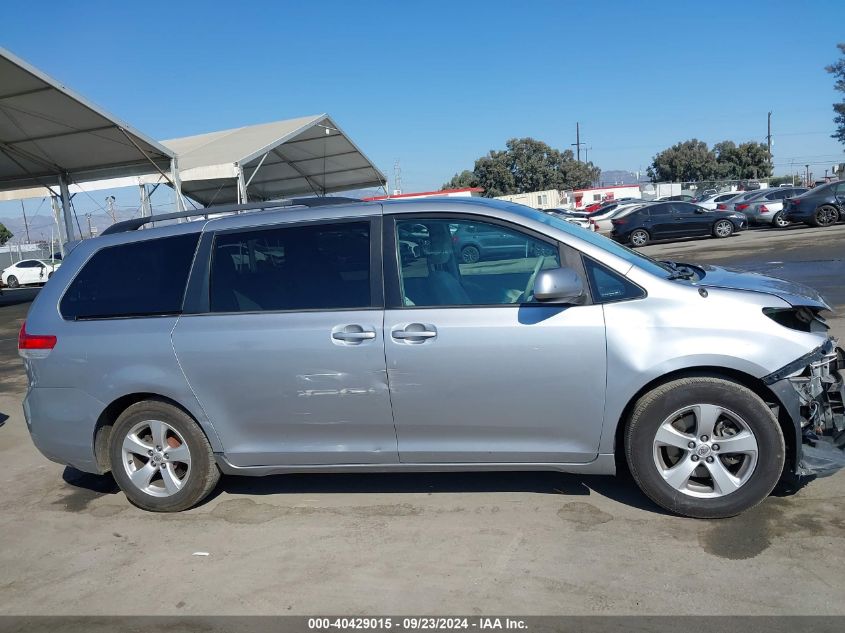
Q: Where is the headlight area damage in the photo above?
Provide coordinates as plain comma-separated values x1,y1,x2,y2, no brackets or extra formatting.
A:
764,338,845,478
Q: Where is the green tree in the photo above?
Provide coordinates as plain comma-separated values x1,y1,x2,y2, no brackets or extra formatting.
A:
826,43,845,146
714,141,772,179
0,222,12,246
441,169,478,190
647,139,717,182
442,137,600,197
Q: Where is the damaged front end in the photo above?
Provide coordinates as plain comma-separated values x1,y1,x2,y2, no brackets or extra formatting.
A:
764,338,845,478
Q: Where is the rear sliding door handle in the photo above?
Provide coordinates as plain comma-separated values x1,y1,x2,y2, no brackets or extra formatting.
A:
331,325,377,345
333,331,376,341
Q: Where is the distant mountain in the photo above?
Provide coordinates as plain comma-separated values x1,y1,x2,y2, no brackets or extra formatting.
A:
598,170,647,186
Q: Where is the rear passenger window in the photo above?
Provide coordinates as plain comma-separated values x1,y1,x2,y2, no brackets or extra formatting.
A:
61,233,200,320
209,221,371,312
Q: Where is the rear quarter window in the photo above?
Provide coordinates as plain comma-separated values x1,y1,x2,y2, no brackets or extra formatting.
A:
60,233,200,320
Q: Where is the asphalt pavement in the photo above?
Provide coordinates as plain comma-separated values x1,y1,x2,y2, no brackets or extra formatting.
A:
0,226,843,616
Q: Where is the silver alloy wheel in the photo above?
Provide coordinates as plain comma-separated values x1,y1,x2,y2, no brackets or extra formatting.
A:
121,419,192,497
630,230,648,247
773,212,789,228
817,206,838,226
714,220,733,237
652,404,758,498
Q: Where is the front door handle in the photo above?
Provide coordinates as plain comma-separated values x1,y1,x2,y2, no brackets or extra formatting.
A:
391,324,438,343
392,330,436,339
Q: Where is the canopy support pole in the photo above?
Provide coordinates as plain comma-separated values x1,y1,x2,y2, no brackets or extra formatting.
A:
49,195,65,258
58,173,75,243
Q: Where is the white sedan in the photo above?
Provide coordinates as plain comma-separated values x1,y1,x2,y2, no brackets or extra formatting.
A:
1,259,61,288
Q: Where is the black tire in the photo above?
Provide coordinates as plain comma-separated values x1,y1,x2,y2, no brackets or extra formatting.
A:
461,245,481,264
6,275,18,289
772,211,789,228
47,271,53,279
109,399,220,512
629,229,649,247
811,205,839,227
712,219,734,238
624,376,785,519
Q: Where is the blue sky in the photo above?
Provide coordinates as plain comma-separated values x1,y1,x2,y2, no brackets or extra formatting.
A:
2,0,844,231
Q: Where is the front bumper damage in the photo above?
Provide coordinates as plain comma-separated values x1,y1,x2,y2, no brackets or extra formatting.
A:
764,338,845,478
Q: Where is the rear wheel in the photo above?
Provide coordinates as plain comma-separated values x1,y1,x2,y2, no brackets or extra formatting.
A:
812,205,839,227
6,275,18,288
772,211,789,228
630,229,649,247
713,220,734,238
625,376,784,518
461,245,480,264
109,399,220,512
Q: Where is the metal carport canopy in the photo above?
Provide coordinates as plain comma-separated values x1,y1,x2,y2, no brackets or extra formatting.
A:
0,47,174,191
160,114,386,206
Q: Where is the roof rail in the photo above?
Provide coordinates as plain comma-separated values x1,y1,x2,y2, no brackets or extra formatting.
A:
101,197,362,235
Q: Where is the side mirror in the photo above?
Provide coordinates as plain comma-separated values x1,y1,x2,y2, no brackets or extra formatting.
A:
533,266,585,303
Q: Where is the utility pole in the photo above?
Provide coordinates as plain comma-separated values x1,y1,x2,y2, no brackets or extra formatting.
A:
86,213,93,238
766,111,772,171
19,200,30,243
105,196,117,223
805,164,810,186
571,122,584,161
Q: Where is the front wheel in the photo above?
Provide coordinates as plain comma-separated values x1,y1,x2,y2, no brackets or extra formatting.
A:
629,229,649,247
812,205,839,227
713,220,734,238
5,275,18,288
625,376,784,518
109,399,220,512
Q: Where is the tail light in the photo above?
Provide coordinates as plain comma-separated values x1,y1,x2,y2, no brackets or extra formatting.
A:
589,219,599,232
759,205,769,213
717,203,727,210
612,218,627,225
736,203,749,211
18,321,57,359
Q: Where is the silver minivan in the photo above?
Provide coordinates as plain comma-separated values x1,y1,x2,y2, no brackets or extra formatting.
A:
19,198,844,518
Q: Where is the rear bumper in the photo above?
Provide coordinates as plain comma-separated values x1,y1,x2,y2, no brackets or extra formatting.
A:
764,340,845,478
23,387,105,474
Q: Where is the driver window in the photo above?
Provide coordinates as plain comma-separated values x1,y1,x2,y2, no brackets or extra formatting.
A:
395,218,560,307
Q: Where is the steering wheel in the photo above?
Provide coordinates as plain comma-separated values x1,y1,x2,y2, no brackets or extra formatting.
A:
520,255,546,303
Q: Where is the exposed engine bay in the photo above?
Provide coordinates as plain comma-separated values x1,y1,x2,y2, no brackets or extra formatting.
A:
765,338,845,478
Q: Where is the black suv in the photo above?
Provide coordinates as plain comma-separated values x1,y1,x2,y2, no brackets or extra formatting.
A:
782,181,845,227
610,202,747,247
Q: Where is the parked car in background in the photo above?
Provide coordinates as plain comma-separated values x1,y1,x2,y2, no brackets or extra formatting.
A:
591,203,646,235
695,191,741,211
738,179,762,191
742,188,808,228
1,259,61,288
694,189,718,200
611,202,746,247
782,180,845,227
19,196,844,518
716,189,773,213
657,194,695,202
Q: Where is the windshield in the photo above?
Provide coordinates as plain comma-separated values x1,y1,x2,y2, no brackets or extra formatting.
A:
507,203,674,277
